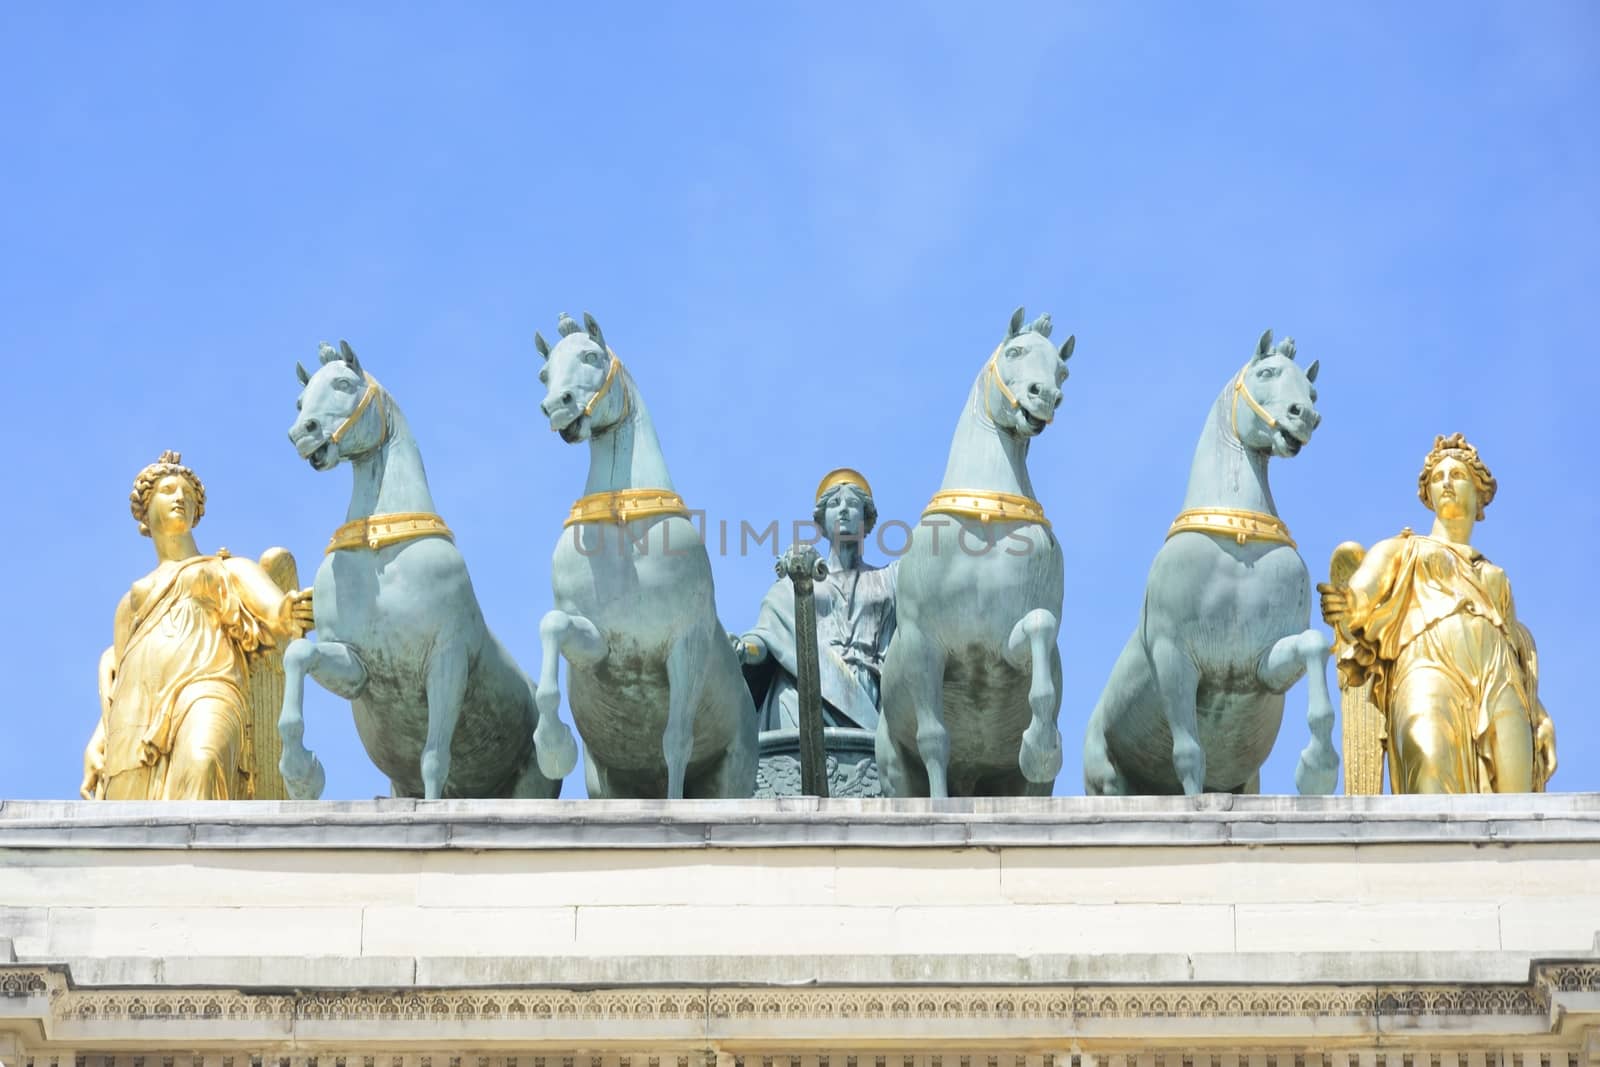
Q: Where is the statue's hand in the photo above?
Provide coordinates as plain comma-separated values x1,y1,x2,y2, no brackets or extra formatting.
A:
80,734,105,800
284,588,315,636
1316,583,1349,627
1534,714,1557,784
731,632,765,666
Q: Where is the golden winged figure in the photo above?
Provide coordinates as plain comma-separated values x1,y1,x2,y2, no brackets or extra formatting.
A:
81,452,312,801
1320,435,1555,794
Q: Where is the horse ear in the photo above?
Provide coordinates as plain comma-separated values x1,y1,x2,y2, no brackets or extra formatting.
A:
1306,358,1320,383
534,331,551,360
1059,335,1075,361
296,361,311,385
338,340,363,374
1007,306,1026,339
583,312,607,352
318,342,340,365
1254,328,1274,361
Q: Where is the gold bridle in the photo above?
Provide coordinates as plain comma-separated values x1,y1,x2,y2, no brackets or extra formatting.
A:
1229,366,1279,442
328,372,389,450
554,348,629,432
981,343,1053,426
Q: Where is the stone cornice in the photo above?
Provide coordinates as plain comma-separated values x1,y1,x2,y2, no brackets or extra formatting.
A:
1,795,1597,851
4,963,1599,1045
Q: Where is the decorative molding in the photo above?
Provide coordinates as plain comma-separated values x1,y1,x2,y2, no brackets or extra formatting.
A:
7,964,1597,1025
9,1051,1594,1067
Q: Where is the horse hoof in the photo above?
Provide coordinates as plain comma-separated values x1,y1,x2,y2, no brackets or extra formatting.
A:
1018,725,1063,784
536,722,579,779
281,752,326,800
1294,744,1339,796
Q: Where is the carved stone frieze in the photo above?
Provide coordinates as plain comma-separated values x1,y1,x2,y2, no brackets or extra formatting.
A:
6,964,1597,1025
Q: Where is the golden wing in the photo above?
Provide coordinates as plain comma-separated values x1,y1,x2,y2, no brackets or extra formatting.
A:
1329,541,1384,795
239,547,300,800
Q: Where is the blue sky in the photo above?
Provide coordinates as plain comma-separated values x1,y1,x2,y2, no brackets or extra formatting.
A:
2,4,1595,799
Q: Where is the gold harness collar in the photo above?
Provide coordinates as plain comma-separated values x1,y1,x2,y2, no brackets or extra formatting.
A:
565,487,691,528
923,489,1050,527
327,512,454,554
1167,507,1295,547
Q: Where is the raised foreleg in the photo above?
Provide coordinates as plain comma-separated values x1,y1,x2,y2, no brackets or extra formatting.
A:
1148,636,1205,795
278,637,368,800
1006,608,1063,785
535,609,606,733
1257,628,1339,795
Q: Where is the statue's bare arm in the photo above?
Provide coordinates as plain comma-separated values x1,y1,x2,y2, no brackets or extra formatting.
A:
224,556,313,639
1323,537,1402,636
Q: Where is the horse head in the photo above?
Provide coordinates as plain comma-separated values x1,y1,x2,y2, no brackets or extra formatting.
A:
980,306,1075,439
1229,329,1321,459
536,312,626,444
289,340,387,471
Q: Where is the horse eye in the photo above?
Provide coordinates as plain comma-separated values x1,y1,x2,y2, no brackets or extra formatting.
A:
1005,347,1022,359
295,398,302,411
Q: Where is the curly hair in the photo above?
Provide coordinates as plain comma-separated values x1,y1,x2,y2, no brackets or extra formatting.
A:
1417,432,1496,520
814,483,877,537
130,450,207,537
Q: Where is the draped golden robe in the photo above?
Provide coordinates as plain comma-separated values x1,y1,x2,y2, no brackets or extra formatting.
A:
1335,531,1549,793
99,555,279,800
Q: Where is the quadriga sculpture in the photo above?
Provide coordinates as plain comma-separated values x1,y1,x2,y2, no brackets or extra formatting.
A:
1083,329,1339,796
534,312,757,798
277,341,578,799
878,307,1072,797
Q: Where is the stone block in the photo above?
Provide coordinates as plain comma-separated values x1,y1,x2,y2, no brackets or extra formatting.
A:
1234,901,1502,953
44,906,363,957
0,907,46,957
416,849,835,908
361,906,577,956
1497,896,1600,951
0,849,419,908
832,848,1001,905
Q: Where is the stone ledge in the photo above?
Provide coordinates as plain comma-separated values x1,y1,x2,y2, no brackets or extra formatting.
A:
3,961,1597,1045
22,951,1595,990
1,795,1597,850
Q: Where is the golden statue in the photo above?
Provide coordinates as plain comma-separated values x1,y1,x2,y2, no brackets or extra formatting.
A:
1320,434,1555,794
80,452,313,800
